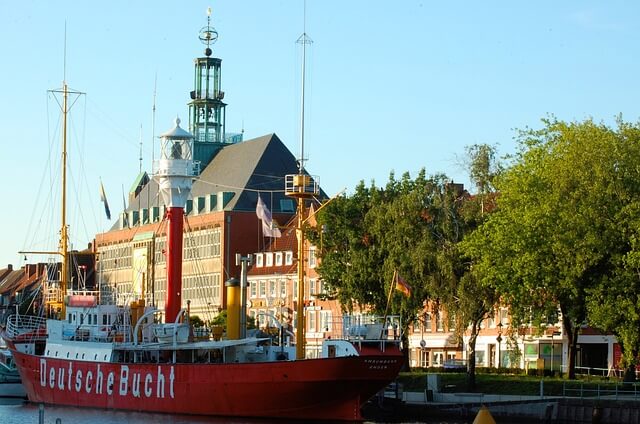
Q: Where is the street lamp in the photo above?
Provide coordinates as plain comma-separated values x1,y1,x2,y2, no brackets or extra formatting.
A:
551,330,561,374
496,322,503,368
551,331,554,374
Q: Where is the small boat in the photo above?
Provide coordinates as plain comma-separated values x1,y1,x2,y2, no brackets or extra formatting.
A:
0,341,25,398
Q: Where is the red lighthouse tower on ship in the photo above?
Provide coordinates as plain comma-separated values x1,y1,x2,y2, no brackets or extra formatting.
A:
153,118,197,323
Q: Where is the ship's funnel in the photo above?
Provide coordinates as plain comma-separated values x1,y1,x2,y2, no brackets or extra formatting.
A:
225,277,240,339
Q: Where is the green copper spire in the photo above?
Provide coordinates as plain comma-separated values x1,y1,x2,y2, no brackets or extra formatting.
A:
188,7,227,169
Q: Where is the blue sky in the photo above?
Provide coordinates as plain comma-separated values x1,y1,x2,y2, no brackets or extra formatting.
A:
2,1,639,265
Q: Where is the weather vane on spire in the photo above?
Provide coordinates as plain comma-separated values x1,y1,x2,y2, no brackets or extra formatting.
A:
199,6,218,57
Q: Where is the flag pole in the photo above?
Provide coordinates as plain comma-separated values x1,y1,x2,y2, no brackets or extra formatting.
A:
381,270,397,338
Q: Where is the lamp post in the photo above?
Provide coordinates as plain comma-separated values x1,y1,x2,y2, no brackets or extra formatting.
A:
551,331,554,373
550,330,561,374
496,322,503,368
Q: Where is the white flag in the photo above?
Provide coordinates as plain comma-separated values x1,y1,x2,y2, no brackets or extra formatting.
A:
256,196,282,238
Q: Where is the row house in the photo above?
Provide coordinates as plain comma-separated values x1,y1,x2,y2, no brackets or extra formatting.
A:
0,249,95,322
408,304,619,375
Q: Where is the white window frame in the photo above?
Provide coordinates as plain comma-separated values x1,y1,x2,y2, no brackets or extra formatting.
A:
320,310,332,332
308,246,317,268
433,351,444,366
279,279,287,297
255,253,263,268
309,278,316,298
275,252,283,266
265,252,273,267
308,310,316,332
424,313,432,332
285,251,293,266
436,313,444,332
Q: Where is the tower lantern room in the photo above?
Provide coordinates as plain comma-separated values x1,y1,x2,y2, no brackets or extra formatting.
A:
189,8,227,168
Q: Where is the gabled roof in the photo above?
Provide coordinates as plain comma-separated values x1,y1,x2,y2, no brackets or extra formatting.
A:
192,133,300,212
118,133,304,222
0,265,13,283
0,268,25,295
0,263,48,296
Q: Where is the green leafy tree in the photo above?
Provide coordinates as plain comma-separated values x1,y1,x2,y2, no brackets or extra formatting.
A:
583,120,640,380
313,172,458,359
464,118,640,379
314,168,491,383
311,181,384,311
453,144,502,390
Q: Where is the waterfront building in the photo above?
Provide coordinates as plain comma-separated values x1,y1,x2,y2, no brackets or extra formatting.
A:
92,15,312,324
246,218,342,358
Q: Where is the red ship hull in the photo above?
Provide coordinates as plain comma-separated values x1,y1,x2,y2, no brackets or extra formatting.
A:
12,348,403,421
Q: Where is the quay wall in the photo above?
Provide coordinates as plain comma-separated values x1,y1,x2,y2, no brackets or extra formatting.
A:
364,393,640,423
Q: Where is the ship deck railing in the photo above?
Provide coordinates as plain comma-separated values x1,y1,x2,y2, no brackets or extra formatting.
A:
324,314,402,342
59,322,134,344
5,314,48,342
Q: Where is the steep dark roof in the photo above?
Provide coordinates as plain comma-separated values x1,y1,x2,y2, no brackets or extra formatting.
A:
192,133,299,211
119,133,306,219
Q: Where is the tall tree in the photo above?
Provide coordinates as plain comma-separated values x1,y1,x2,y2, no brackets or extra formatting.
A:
454,143,501,389
463,118,640,379
314,167,495,388
583,120,640,380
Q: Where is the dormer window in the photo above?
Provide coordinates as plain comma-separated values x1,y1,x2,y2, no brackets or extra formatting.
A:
265,253,273,267
256,253,264,267
285,251,293,266
275,252,283,266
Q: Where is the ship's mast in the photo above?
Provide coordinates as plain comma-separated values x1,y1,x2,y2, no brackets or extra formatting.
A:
18,28,84,318
60,82,69,318
285,13,318,360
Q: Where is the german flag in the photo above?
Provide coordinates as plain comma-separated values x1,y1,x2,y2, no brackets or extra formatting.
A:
395,273,412,297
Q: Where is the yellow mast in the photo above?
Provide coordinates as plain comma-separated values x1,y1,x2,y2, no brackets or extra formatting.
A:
295,196,305,359
60,82,69,319
285,175,316,360
286,15,316,360
18,73,84,318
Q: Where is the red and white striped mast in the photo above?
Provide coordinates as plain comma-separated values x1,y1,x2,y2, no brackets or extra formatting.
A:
153,117,197,323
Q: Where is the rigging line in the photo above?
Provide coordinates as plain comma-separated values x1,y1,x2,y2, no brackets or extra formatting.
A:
68,99,100,247
85,97,139,147
151,71,157,165
22,94,60,257
197,179,287,194
250,173,287,181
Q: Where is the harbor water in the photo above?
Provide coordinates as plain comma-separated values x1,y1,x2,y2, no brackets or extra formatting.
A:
0,398,489,424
